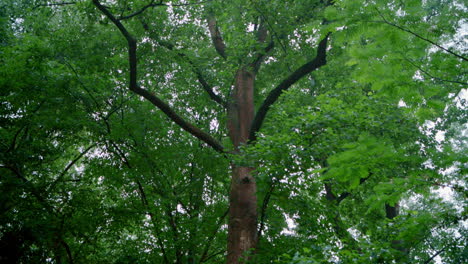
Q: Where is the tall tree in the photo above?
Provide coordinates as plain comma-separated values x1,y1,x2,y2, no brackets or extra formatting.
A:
89,0,331,262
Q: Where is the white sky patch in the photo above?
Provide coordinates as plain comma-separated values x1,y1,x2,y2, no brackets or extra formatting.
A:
398,99,407,107
281,213,298,235
176,203,187,214
209,118,219,131
247,23,255,32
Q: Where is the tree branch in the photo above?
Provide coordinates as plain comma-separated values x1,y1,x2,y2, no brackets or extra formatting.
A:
423,236,463,264
131,86,225,152
375,9,467,62
47,143,97,192
112,146,171,264
249,33,331,142
199,208,229,262
93,0,224,153
336,173,372,204
257,180,276,240
404,57,468,85
207,15,227,59
118,0,211,19
118,0,161,20
157,40,227,108
60,239,74,264
251,40,274,74
201,249,225,263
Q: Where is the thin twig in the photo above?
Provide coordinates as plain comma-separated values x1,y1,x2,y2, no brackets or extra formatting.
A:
404,57,467,85
374,8,467,62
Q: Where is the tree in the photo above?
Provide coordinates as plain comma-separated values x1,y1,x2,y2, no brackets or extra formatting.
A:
1,0,466,263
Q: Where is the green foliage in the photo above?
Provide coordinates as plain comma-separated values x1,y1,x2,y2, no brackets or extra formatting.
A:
1,0,466,263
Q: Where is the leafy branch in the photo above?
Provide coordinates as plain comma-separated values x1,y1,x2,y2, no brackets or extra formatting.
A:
92,0,224,153
375,8,468,62
404,57,468,85
156,39,227,108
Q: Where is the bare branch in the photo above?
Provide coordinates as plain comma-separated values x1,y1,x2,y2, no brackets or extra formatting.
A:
207,16,227,59
375,9,467,62
93,0,224,153
249,33,331,142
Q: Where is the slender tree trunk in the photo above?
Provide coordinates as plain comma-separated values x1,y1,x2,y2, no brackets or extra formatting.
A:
226,68,258,263
385,203,408,259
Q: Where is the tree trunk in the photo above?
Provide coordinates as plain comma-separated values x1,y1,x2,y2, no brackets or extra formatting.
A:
226,68,258,263
385,203,408,259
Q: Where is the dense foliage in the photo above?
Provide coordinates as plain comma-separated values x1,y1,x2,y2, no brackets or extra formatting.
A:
1,0,466,263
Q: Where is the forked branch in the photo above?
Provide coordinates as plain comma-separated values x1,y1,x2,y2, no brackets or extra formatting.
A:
93,0,224,153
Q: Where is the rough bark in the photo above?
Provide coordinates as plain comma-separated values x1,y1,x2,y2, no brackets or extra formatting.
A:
227,166,257,263
226,69,257,263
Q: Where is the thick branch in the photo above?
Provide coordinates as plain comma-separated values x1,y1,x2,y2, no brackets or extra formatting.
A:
93,0,224,153
193,67,227,108
130,86,224,152
257,21,268,43
249,33,330,142
207,16,227,59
